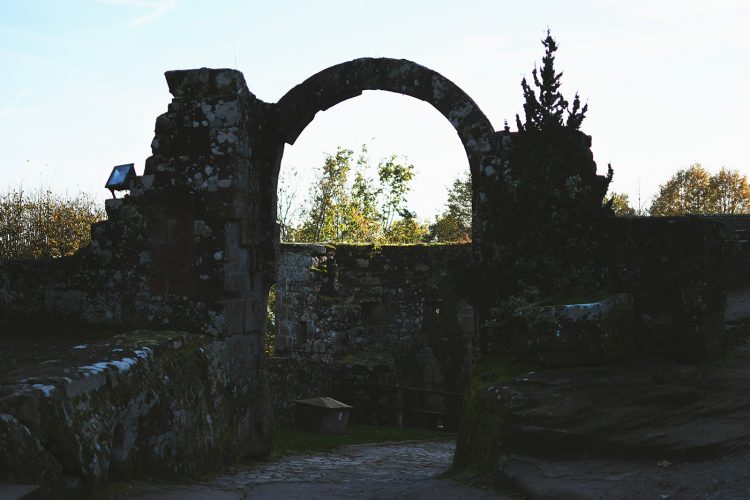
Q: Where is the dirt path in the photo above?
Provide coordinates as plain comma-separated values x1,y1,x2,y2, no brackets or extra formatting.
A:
110,440,506,499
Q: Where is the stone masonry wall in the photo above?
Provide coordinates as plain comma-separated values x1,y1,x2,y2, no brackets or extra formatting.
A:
265,357,334,424
275,243,474,373
701,214,750,289
0,331,271,491
607,216,727,360
1,60,744,486
0,69,275,486
0,68,274,338
271,243,473,428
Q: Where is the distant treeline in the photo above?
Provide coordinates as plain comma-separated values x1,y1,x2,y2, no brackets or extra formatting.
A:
0,188,105,260
607,164,750,216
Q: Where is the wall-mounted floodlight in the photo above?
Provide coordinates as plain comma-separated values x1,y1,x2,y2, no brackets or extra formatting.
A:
105,163,135,198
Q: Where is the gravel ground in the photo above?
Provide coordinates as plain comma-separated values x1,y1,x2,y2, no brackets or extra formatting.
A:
110,440,507,500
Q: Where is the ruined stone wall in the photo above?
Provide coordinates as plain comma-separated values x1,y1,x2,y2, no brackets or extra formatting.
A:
0,69,275,486
700,214,750,289
0,60,496,483
275,244,474,373
0,68,274,338
3,59,743,488
607,216,726,360
453,217,741,488
0,250,121,327
0,331,271,491
270,243,473,427
265,357,334,424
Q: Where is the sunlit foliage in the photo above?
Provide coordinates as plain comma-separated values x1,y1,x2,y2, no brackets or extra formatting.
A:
650,164,750,216
429,174,472,242
0,188,105,260
604,192,637,216
283,146,435,244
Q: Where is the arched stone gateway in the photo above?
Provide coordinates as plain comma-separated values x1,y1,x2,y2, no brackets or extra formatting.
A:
0,59,725,488
262,60,497,426
272,58,495,179
255,58,499,264
0,61,508,484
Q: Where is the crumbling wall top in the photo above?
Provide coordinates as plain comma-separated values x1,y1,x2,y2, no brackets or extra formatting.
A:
165,67,253,99
273,58,495,175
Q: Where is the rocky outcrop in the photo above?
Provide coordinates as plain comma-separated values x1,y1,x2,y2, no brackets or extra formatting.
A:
454,333,750,498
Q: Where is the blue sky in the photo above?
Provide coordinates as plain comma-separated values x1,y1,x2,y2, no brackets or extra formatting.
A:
1,0,749,218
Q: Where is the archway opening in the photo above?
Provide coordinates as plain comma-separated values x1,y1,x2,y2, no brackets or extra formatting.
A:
277,91,472,244
265,58,493,430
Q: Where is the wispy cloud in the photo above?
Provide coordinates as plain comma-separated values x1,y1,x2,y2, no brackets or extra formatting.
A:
96,0,179,26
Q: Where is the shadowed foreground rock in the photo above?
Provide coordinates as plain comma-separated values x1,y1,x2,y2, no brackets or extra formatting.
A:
454,335,750,498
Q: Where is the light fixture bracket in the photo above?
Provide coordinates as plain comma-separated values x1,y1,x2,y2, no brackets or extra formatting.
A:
105,163,136,198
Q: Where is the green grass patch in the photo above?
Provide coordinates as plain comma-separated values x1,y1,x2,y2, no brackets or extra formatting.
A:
272,424,451,459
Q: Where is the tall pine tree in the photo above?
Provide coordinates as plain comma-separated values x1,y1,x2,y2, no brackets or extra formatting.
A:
516,29,587,133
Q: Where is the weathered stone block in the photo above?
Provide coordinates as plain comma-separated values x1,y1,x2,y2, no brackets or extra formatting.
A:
0,331,271,488
513,294,634,366
165,68,250,99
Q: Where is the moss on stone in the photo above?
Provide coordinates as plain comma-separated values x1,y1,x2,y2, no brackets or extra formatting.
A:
316,295,339,306
451,356,537,483
335,351,393,366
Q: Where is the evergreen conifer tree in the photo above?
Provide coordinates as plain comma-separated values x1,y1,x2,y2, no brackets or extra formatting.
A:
516,29,587,132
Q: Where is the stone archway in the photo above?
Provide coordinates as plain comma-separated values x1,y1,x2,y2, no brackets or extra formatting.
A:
262,60,498,413
273,57,495,181
259,58,497,256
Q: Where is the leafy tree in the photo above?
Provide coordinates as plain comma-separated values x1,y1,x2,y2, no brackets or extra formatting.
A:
287,146,427,244
377,155,416,233
604,192,636,216
710,167,750,214
650,164,750,215
430,215,468,243
430,174,472,242
515,29,587,133
384,210,429,244
295,147,353,241
0,188,105,260
348,146,382,241
653,163,712,215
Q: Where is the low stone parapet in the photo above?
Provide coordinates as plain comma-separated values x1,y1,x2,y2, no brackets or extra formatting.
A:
512,294,634,366
0,330,271,493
